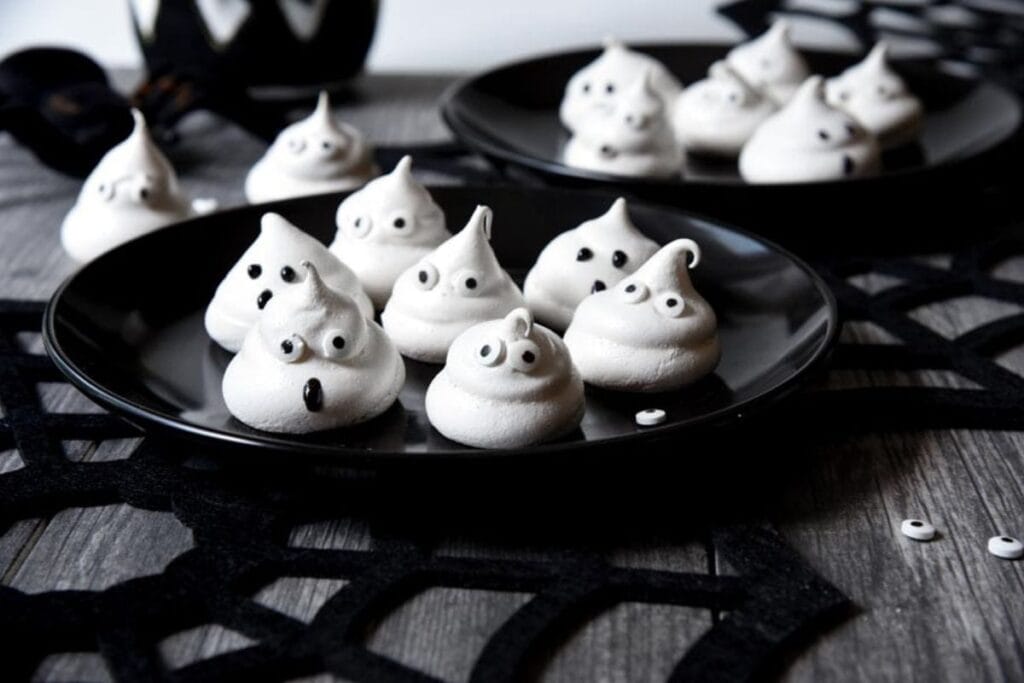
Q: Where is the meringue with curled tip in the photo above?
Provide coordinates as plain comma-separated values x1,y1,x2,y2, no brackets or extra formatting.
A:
244,91,378,203
222,262,404,433
330,155,451,308
523,197,659,332
725,21,810,105
672,61,777,157
61,109,198,263
564,70,683,179
381,205,527,363
425,307,585,449
560,38,683,134
739,76,881,183
205,212,373,353
564,239,720,392
825,42,923,148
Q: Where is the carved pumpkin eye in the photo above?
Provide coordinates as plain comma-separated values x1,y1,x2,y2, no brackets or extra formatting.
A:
453,269,482,296
476,337,505,367
654,291,685,318
275,334,305,363
617,280,648,304
414,262,439,290
508,339,541,373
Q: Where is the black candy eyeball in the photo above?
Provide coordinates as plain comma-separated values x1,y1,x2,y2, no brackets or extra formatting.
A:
322,329,354,359
576,247,593,262
277,335,304,363
591,280,606,293
612,250,628,268
599,145,617,159
414,262,439,290
280,266,297,283
818,129,830,141
605,82,615,94
247,264,262,279
654,291,685,318
476,337,505,366
582,82,591,94
455,269,483,296
508,339,541,373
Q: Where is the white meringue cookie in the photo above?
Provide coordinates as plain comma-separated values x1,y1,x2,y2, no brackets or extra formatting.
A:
825,42,923,148
61,109,195,263
425,308,584,449
523,197,659,332
564,239,720,392
560,38,682,134
739,76,881,183
725,21,810,105
244,91,378,203
564,71,683,179
330,155,451,308
672,61,777,157
223,262,404,433
381,205,526,363
205,212,373,353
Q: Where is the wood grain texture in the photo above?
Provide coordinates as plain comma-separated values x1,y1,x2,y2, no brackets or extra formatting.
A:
2,74,1024,682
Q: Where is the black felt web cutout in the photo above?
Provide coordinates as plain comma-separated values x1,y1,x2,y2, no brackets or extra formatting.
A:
0,301,850,681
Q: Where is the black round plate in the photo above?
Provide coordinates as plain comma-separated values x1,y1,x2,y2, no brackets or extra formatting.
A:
442,44,1021,189
44,186,837,464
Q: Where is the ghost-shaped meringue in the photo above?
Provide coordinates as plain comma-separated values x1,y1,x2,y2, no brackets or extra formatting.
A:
381,205,526,363
425,308,584,449
60,109,196,263
672,61,777,157
564,239,720,392
205,212,373,352
825,43,923,148
222,262,404,433
564,70,683,179
739,76,881,183
329,155,451,308
725,21,810,105
560,38,682,133
244,91,377,203
523,197,659,332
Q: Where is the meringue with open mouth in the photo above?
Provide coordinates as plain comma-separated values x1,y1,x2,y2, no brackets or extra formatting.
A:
725,21,810,105
564,239,720,392
564,70,682,179
222,262,404,433
672,61,777,157
825,42,923,148
205,212,373,352
739,76,881,183
244,91,377,203
61,109,207,263
560,38,682,134
381,205,526,363
330,155,450,308
523,197,659,332
425,308,585,448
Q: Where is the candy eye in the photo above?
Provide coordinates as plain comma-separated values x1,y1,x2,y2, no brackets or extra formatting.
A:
320,139,334,152
576,247,593,262
386,210,414,235
611,250,628,268
276,334,305,363
654,291,685,318
604,82,615,95
348,215,372,238
280,265,297,283
287,138,305,154
453,269,482,296
617,280,648,304
818,129,830,141
582,82,591,94
414,262,439,290
247,264,262,279
476,337,505,366
133,178,155,204
322,329,354,359
508,339,542,373
96,181,115,200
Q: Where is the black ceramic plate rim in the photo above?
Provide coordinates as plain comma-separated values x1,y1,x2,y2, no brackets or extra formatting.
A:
43,187,840,464
441,42,1023,189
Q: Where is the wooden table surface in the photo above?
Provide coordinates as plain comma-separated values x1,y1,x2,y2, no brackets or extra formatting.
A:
1,74,1023,683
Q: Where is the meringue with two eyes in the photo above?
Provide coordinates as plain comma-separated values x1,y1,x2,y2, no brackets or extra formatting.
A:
523,197,659,332
205,212,373,353
61,109,206,263
564,70,682,179
425,308,585,449
564,239,720,392
244,91,378,203
825,42,923,148
222,262,405,433
725,21,810,105
739,76,881,183
560,38,682,134
672,61,777,157
330,155,451,308
381,205,526,363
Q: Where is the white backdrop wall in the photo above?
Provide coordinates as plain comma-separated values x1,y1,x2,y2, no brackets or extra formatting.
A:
0,0,859,73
